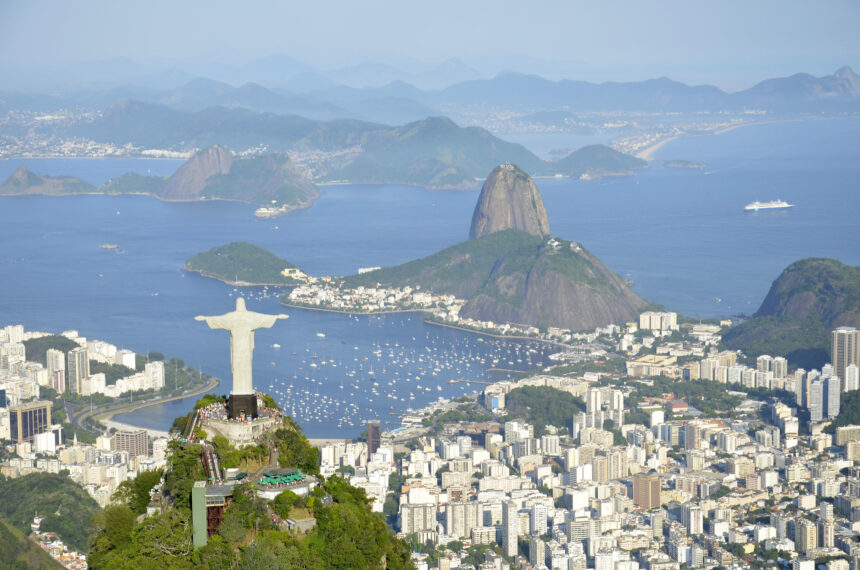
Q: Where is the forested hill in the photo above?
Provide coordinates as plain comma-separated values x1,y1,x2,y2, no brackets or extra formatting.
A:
185,241,305,285
722,258,860,368
0,516,62,569
344,229,646,331
0,472,101,553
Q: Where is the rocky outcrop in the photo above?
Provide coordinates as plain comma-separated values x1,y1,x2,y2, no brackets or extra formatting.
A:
469,163,550,239
157,145,233,200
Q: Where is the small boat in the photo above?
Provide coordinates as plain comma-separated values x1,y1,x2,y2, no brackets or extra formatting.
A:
316,332,326,338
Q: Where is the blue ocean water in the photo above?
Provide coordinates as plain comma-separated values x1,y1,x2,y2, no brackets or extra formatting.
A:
1,118,858,436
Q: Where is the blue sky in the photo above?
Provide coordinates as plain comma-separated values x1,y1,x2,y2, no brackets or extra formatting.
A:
2,0,858,89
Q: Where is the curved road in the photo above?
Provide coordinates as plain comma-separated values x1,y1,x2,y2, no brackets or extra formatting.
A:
67,376,220,434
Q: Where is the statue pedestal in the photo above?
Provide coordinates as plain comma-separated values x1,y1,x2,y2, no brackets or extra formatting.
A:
228,393,258,420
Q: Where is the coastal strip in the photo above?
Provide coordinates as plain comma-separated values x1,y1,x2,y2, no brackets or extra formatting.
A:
184,267,298,287
280,300,427,317
281,298,572,350
81,375,220,433
423,317,571,349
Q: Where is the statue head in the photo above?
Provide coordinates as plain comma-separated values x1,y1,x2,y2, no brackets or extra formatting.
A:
235,297,247,311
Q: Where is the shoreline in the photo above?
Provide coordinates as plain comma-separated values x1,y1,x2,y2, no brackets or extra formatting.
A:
423,318,571,349
280,299,571,350
635,116,839,161
83,375,220,434
280,300,428,316
184,267,299,288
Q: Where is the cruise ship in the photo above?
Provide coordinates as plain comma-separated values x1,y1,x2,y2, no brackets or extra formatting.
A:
744,199,794,211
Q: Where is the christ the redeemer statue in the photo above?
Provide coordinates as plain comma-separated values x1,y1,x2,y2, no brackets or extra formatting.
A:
195,297,287,419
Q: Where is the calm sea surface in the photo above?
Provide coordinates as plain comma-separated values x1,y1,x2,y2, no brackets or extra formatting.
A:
1,118,858,436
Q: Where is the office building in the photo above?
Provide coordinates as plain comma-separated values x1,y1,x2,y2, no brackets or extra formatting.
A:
633,473,662,510
367,420,381,456
67,346,89,395
9,400,51,444
833,327,859,385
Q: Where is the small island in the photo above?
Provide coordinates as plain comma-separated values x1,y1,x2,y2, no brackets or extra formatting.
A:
664,159,707,169
185,242,310,286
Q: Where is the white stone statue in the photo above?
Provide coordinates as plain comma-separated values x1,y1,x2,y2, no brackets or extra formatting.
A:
195,298,288,396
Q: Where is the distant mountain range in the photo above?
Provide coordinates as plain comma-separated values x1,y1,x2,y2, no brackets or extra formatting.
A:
4,66,858,122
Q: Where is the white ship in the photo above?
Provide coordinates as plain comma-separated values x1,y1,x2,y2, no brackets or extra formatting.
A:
744,199,794,211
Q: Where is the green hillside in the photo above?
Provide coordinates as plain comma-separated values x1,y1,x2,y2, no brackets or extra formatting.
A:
344,229,543,296
0,516,62,569
328,116,543,187
0,472,101,552
185,242,303,285
541,144,647,178
723,258,860,367
343,229,646,331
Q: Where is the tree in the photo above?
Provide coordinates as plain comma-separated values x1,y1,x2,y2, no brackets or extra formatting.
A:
272,489,299,519
112,468,164,515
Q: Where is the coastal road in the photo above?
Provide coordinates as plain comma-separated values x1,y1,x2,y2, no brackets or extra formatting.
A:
68,375,220,435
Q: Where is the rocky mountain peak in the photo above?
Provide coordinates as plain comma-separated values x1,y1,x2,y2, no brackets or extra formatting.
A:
157,145,233,200
469,163,550,240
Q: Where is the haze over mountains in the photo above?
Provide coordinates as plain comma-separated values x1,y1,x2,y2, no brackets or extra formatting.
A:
3,62,859,123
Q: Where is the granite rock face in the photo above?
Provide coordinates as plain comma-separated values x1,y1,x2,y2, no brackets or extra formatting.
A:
458,237,648,331
469,163,550,240
157,145,233,200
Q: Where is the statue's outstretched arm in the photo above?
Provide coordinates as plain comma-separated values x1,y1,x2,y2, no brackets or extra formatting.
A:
195,315,231,330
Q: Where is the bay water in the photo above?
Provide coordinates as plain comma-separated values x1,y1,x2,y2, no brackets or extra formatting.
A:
1,118,858,437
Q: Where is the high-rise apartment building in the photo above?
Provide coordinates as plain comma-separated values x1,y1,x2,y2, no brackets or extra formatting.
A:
9,400,51,443
833,327,859,384
795,518,818,555
633,473,662,510
67,346,89,395
367,420,381,456
682,503,703,535
502,501,518,557
446,501,480,539
809,379,824,422
529,535,545,566
824,375,841,419
112,429,148,457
